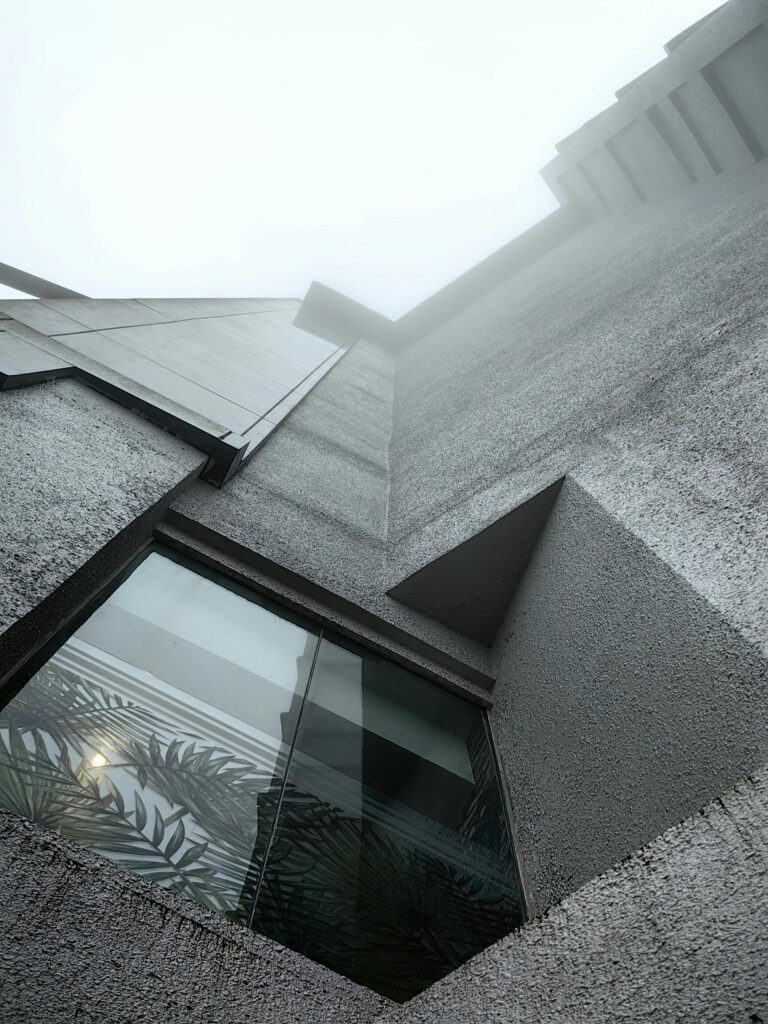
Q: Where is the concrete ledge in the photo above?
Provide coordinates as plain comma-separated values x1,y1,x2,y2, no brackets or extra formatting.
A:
0,812,391,1024
388,480,563,646
0,330,73,389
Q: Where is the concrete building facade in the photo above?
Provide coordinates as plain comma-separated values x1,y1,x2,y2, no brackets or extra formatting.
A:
1,1,767,1020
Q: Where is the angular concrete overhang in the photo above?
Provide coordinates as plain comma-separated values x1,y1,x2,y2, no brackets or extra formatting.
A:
0,295,348,486
388,481,564,646
540,0,768,215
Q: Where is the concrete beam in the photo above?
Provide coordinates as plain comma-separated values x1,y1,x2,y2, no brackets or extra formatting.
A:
0,261,87,299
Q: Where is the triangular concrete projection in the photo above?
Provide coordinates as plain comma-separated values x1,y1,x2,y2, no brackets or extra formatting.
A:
388,480,563,646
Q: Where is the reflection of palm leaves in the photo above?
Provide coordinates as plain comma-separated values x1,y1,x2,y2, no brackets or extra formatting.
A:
0,665,521,1001
0,723,211,894
7,667,160,752
0,723,99,830
109,733,272,914
254,790,521,1002
0,667,269,917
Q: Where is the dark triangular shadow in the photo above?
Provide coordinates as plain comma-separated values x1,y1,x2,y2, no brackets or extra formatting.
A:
388,479,563,646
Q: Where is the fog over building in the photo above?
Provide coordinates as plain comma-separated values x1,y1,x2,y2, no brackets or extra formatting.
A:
1,1,767,1020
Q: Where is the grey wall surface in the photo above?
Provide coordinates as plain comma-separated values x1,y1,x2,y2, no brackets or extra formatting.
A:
0,812,390,1024
0,377,204,645
491,478,768,912
378,765,768,1024
387,160,768,613
2,23,766,1014
386,160,768,913
171,340,497,693
172,161,768,918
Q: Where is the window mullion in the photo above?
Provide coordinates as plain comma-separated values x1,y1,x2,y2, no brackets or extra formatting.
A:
245,627,325,930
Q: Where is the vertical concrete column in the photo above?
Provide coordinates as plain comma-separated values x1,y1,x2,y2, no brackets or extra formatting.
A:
669,71,755,174
647,96,718,182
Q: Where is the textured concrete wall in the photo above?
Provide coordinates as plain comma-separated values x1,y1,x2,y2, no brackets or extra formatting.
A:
388,160,768,616
1,32,765,1017
168,163,768,920
385,160,768,913
703,22,768,157
379,766,768,1024
172,340,496,693
0,378,204,651
174,340,393,600
490,478,768,912
0,812,390,1024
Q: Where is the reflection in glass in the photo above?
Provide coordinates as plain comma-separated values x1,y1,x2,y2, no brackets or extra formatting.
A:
0,549,524,1001
0,551,318,923
251,637,523,1001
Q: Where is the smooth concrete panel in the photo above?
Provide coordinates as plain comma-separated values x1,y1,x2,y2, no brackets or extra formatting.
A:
212,312,339,372
137,297,299,319
668,75,755,173
648,97,718,182
0,299,88,336
0,813,390,1024
580,147,640,211
40,298,172,330
51,329,257,433
0,330,71,382
90,320,303,409
607,117,688,198
4,303,340,461
490,478,768,912
2,317,230,437
379,767,768,1024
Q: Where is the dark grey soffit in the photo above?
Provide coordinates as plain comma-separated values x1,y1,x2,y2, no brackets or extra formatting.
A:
389,480,564,646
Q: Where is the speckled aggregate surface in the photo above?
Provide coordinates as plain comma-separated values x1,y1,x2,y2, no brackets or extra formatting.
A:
0,813,391,1024
388,161,768,589
1,142,766,1024
0,378,204,637
491,477,768,910
171,165,768,913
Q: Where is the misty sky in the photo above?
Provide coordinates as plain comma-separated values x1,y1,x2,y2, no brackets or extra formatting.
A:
1,0,719,315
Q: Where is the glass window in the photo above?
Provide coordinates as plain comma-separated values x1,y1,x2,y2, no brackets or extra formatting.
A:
0,547,523,1001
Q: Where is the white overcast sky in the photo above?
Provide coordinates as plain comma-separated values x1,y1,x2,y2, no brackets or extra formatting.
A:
1,0,719,316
